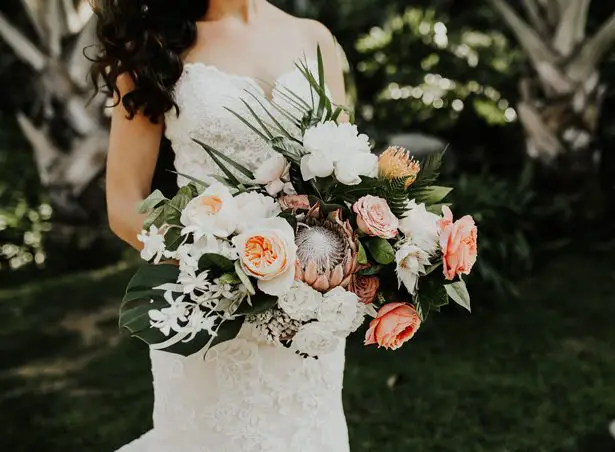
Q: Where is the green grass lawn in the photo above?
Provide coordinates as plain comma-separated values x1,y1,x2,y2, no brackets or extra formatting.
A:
1,251,614,452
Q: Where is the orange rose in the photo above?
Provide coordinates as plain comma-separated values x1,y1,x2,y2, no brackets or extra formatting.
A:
232,218,297,296
438,206,478,280
364,302,421,350
348,275,380,304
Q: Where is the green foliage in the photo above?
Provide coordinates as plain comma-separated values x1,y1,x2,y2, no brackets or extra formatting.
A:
444,279,471,312
354,6,523,142
335,176,410,217
198,254,235,273
364,238,396,265
414,270,449,320
3,251,615,450
0,116,50,278
446,165,566,299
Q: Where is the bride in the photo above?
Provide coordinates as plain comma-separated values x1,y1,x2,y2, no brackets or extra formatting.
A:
92,0,350,450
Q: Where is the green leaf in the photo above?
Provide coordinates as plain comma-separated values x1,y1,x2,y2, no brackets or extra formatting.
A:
357,241,368,265
143,205,166,230
410,186,453,205
426,203,451,215
357,264,383,276
445,280,471,312
123,263,180,301
414,297,430,321
245,91,298,141
209,317,244,350
413,151,445,189
199,253,235,272
224,107,271,141
137,189,167,214
193,138,255,181
120,264,180,343
236,293,277,316
365,238,396,265
169,171,209,191
234,260,256,295
164,226,183,252
271,136,306,163
239,99,275,140
218,272,241,285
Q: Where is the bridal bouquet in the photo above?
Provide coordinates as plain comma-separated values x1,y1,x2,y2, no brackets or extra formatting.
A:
120,50,478,357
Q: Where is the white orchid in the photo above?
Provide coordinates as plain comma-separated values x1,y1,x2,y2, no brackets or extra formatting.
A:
399,201,441,255
180,182,238,241
177,268,211,298
395,244,431,295
301,121,378,186
148,291,190,336
180,309,217,341
137,225,168,264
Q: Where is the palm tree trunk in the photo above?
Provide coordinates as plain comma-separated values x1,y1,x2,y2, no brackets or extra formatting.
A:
490,0,615,197
0,1,118,271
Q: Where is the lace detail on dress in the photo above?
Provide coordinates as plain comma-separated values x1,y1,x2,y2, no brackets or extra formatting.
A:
116,60,349,452
164,60,322,187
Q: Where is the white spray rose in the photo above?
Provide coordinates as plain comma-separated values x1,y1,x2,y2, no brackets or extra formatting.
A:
395,244,431,295
180,182,238,240
399,201,441,255
253,154,290,197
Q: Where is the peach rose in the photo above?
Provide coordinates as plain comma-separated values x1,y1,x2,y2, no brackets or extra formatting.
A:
352,195,399,239
348,275,380,304
232,217,297,296
364,302,421,350
438,206,478,280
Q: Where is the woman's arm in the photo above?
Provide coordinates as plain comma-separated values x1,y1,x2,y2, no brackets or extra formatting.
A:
106,75,164,250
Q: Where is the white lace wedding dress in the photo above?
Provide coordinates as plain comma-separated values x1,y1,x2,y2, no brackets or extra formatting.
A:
116,60,350,452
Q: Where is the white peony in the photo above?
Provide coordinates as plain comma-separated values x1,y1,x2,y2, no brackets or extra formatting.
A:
301,121,378,186
399,201,441,255
137,225,168,264
234,192,281,233
317,286,361,334
278,281,323,322
395,243,431,295
253,153,290,196
180,181,238,240
292,321,339,357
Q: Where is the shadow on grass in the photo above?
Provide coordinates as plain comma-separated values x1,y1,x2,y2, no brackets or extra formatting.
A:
1,253,614,451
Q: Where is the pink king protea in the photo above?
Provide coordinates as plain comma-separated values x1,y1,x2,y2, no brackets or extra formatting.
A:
294,207,359,293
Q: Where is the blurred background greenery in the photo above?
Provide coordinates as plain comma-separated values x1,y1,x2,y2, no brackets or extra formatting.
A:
1,0,614,451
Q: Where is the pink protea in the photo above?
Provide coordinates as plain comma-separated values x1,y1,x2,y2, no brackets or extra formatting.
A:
294,207,359,292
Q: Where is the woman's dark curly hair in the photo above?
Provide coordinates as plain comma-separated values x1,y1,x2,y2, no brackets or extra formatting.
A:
90,0,209,122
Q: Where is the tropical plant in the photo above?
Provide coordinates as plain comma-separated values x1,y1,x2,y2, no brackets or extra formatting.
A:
489,0,615,180
0,1,110,261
